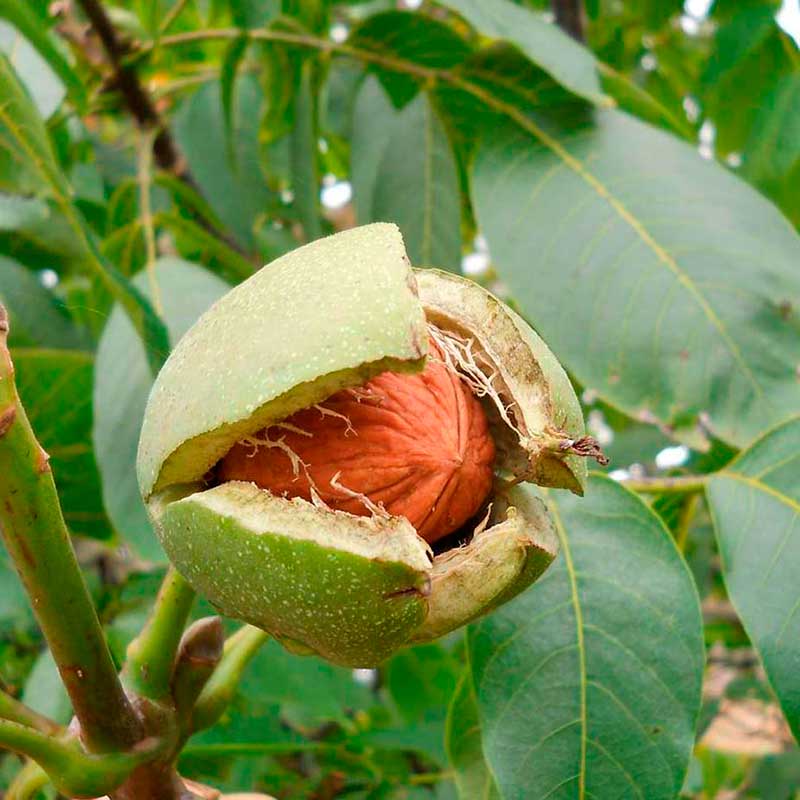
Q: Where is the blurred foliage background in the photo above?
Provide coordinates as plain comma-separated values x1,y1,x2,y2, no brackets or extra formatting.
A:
0,0,798,797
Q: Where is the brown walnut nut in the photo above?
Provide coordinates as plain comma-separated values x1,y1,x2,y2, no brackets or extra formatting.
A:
218,337,496,545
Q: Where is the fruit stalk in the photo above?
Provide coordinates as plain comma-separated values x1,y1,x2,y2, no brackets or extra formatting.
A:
124,567,198,700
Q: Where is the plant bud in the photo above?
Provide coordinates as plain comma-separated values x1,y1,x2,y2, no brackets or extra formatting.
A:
137,224,601,666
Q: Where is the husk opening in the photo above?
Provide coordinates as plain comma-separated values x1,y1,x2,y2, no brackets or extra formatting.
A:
138,230,592,661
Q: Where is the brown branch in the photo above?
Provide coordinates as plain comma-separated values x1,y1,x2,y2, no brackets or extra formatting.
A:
73,0,253,263
76,0,180,171
551,0,585,42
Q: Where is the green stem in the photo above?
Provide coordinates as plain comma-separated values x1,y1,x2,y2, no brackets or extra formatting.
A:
0,690,61,735
0,307,142,753
150,27,438,80
5,761,50,800
190,626,268,733
123,567,196,700
6,760,49,800
0,721,159,798
675,492,701,553
159,0,192,34
621,475,707,495
409,770,454,786
182,741,337,758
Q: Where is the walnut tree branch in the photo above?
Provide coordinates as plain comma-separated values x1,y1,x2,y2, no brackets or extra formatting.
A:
123,567,197,701
0,305,142,754
76,0,180,171
74,0,253,262
551,0,585,42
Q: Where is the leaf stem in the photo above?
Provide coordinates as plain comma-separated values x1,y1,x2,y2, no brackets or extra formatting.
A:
409,770,454,786
159,0,192,35
0,306,142,753
137,127,163,316
0,690,62,735
0,724,77,783
190,625,269,733
0,721,161,798
146,27,440,80
621,475,707,495
123,567,196,700
6,760,49,800
675,492,701,552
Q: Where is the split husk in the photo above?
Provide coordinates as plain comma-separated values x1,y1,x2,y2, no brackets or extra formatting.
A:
138,223,592,667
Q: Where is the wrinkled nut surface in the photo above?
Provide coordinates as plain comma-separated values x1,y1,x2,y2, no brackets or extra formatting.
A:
138,223,600,667
218,338,496,545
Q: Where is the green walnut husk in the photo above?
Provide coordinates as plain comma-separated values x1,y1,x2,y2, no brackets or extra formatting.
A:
138,223,589,667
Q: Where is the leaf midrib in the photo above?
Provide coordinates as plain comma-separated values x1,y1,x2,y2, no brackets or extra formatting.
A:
548,498,587,800
717,471,800,514
462,81,770,410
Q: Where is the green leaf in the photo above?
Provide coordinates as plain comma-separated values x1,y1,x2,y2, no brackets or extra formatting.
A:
323,58,365,141
0,193,88,277
446,673,501,800
0,1,84,110
473,110,800,448
742,73,800,229
290,62,322,242
387,643,461,726
0,254,87,349
468,475,703,799
220,35,250,163
700,6,797,155
14,348,113,540
752,750,800,799
185,640,372,754
352,78,461,270
237,639,374,731
584,0,682,29
22,649,71,724
0,54,169,373
599,65,691,139
174,75,275,250
438,0,610,106
93,258,229,560
229,0,280,28
0,21,64,119
154,173,228,235
182,705,300,757
0,548,33,630
706,416,800,740
0,53,68,196
0,192,47,231
349,11,472,108
155,210,255,282
281,0,328,34
376,643,462,766
258,36,298,145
